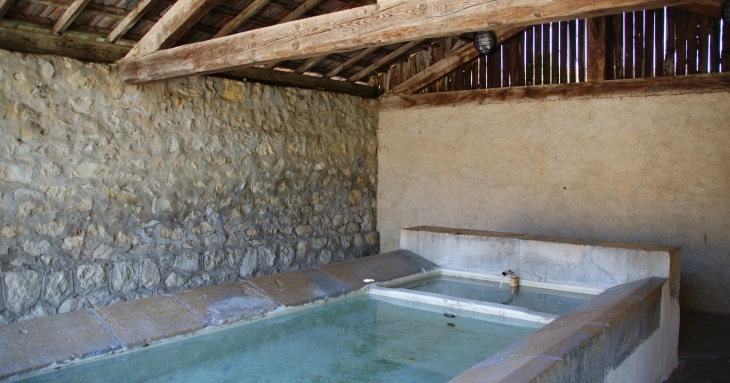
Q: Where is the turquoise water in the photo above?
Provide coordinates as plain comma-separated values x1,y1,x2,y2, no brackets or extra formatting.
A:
20,295,539,383
393,275,593,315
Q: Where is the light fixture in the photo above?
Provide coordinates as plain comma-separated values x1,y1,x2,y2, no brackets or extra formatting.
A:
473,31,497,55
724,0,730,23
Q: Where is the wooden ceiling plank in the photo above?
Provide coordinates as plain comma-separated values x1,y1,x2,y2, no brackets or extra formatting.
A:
224,67,377,97
295,53,328,73
105,0,157,43
213,0,270,38
385,28,524,96
325,46,379,77
119,0,707,84
51,0,91,34
0,25,131,62
124,0,218,59
0,0,17,19
348,39,423,82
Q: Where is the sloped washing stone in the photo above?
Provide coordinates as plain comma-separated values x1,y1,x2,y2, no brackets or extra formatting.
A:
249,268,350,306
0,310,122,378
93,295,205,347
450,355,562,383
393,249,438,271
318,260,385,290
356,251,424,280
173,282,280,326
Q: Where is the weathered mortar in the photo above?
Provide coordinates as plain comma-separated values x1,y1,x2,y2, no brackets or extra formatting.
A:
0,49,380,323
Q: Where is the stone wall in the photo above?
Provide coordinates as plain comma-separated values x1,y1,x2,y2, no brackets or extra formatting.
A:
378,90,730,314
0,49,379,323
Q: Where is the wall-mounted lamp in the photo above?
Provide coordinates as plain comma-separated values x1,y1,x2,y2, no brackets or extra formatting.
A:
473,31,497,55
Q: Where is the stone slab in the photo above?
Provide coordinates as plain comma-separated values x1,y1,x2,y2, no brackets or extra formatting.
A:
0,310,122,378
393,249,439,271
94,295,205,347
317,260,385,290
249,268,350,306
450,355,562,383
356,251,424,281
173,282,280,326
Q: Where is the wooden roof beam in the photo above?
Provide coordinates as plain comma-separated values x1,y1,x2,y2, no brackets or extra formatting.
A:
295,54,328,73
325,46,379,78
0,0,16,19
119,0,710,84
348,39,423,82
51,0,91,34
105,0,156,43
0,25,131,62
125,0,218,59
224,67,377,97
384,28,524,96
213,0,270,38
263,0,325,69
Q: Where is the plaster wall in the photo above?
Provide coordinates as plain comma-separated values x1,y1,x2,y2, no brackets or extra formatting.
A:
0,49,380,323
378,90,730,313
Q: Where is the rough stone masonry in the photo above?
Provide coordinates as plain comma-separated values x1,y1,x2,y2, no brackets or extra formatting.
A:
0,49,380,323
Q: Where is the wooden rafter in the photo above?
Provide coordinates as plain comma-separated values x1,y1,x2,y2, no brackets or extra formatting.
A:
325,46,379,78
380,72,730,110
348,39,423,82
385,28,523,96
124,0,218,59
295,54,328,73
105,0,157,43
225,67,376,97
119,0,709,84
263,0,325,69
0,25,131,62
51,0,91,35
0,0,16,19
213,0,270,38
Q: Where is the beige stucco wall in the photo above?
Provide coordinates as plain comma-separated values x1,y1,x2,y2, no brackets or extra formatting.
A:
377,90,730,314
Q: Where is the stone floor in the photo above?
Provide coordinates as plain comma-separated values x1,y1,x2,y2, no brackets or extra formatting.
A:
664,309,730,383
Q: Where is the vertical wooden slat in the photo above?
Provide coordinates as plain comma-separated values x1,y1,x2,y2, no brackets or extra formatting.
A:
535,24,543,85
636,11,643,78
654,8,668,77
472,59,479,89
697,15,710,73
552,22,560,83
515,32,525,86
605,15,616,79
710,18,720,73
625,11,634,78
588,17,607,81
676,9,687,75
614,14,624,79
578,18,586,82
645,9,655,77
503,42,512,87
569,19,577,82
487,48,499,88
479,55,487,89
686,12,698,74
542,23,552,84
560,21,568,83
526,27,534,85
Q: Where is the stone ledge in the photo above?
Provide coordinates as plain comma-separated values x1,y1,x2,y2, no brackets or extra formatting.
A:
449,277,667,383
173,282,281,326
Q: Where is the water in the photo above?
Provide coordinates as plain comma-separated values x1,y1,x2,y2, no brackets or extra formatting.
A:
20,295,539,383
392,275,594,315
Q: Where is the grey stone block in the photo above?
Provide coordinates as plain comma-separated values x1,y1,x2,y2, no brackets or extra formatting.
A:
249,268,350,306
451,355,562,383
393,249,439,271
356,251,423,280
173,282,280,326
0,310,122,378
94,295,205,347
318,260,385,290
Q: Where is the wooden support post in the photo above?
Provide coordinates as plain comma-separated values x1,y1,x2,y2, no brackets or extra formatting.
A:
105,0,157,43
124,0,218,59
51,0,91,35
0,0,16,19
